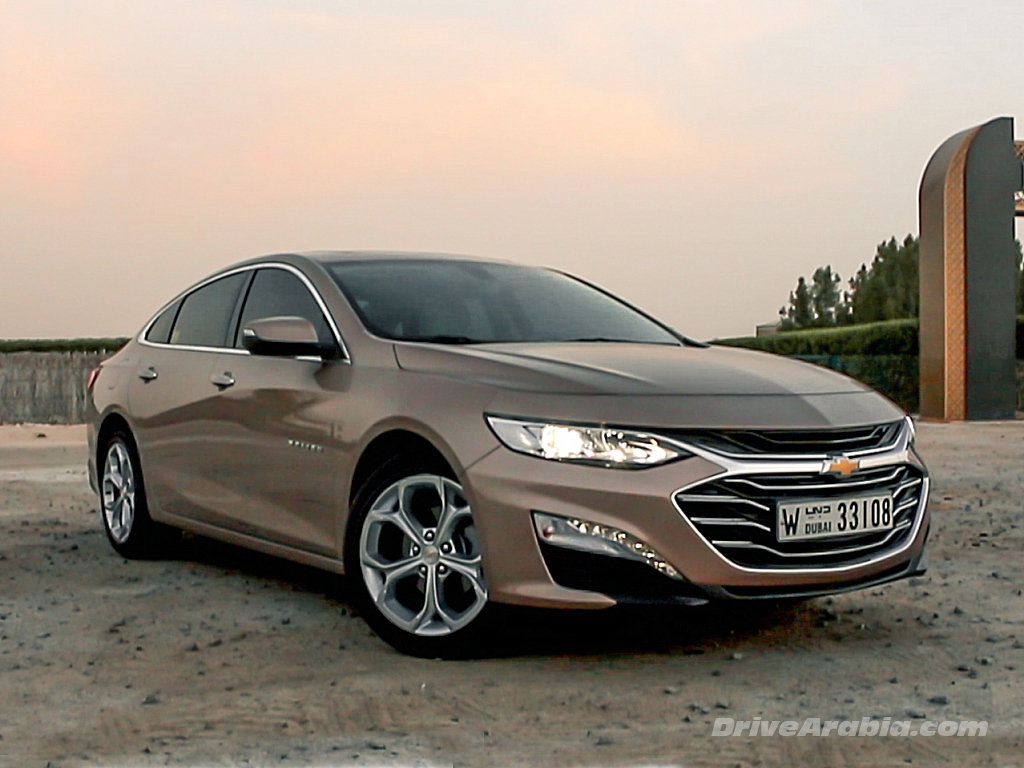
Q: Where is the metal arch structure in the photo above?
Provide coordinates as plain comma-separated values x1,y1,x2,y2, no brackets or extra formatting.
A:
919,117,1024,421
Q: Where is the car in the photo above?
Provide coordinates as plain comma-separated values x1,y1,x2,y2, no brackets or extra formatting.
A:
86,251,930,656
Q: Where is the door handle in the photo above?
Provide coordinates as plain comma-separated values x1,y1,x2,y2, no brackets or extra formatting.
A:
210,372,235,389
138,367,158,382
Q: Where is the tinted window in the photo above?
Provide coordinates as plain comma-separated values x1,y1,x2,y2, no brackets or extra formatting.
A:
169,273,247,348
235,268,334,349
326,260,680,345
145,300,180,344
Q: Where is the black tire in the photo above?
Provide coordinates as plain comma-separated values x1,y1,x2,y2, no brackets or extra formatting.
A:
98,428,175,558
344,454,490,658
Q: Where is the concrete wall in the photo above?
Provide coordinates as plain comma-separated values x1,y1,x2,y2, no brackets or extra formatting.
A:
0,351,112,424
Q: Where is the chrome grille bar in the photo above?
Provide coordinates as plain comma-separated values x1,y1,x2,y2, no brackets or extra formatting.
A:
689,517,772,532
722,467,903,493
711,520,912,559
675,494,771,512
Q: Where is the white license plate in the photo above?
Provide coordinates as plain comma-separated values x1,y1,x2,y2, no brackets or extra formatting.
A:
777,493,894,542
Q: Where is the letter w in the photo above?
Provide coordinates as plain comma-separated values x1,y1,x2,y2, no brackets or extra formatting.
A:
781,509,800,536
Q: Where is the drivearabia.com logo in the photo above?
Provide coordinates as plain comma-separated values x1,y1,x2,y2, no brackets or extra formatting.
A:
712,716,987,738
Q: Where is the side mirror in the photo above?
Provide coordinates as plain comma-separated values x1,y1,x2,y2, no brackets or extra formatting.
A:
242,316,334,359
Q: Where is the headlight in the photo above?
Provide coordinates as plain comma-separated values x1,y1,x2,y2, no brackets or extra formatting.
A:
904,415,916,447
485,415,691,469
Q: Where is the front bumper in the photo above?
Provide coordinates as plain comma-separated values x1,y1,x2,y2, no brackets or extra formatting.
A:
463,429,930,608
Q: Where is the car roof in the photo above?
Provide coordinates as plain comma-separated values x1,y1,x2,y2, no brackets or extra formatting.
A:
299,250,511,265
292,253,499,266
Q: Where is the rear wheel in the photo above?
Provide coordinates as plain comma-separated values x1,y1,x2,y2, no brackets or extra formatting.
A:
99,428,173,558
345,455,489,657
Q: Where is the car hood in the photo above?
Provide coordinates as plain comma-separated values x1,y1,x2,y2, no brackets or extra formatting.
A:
393,341,868,397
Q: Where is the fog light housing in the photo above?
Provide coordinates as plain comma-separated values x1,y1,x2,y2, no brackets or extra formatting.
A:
532,511,683,580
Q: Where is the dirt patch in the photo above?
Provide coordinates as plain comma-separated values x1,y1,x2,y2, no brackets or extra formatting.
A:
0,423,1022,766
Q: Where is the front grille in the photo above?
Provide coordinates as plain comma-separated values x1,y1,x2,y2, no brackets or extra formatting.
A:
674,464,925,569
664,421,903,456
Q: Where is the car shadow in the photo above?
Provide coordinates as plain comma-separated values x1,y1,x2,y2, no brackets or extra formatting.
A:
164,532,813,659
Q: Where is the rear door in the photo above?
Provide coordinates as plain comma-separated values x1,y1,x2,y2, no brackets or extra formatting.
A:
206,265,348,555
128,270,250,522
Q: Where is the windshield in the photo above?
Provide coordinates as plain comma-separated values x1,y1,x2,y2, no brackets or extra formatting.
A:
325,260,681,345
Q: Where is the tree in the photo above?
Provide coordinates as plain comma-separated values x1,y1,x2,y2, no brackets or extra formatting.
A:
846,235,918,324
779,277,813,330
779,267,842,329
779,234,1022,331
810,266,842,327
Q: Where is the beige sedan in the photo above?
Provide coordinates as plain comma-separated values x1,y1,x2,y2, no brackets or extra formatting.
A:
87,252,930,656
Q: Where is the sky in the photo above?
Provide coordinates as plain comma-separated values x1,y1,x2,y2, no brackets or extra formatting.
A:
2,0,1023,341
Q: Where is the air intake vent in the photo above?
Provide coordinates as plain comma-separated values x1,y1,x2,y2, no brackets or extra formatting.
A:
664,421,903,457
674,464,925,570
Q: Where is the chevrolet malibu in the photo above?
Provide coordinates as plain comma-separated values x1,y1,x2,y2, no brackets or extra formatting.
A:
87,252,930,656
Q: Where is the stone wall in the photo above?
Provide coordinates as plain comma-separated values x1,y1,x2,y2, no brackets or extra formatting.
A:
0,351,112,424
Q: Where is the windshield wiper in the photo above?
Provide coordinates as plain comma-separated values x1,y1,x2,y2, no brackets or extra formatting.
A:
403,335,486,345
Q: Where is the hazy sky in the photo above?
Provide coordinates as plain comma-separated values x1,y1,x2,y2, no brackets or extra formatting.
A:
2,0,1023,340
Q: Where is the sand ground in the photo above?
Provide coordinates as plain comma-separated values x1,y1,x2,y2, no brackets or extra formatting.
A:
0,421,1022,767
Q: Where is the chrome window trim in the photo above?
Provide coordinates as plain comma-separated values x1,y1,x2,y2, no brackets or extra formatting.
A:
669,420,929,576
137,262,351,363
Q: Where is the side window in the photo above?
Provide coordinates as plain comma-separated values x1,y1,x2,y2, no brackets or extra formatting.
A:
235,268,334,349
169,272,247,348
145,300,180,344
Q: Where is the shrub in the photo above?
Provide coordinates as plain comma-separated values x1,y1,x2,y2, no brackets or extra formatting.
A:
0,338,130,354
790,355,918,413
714,319,919,356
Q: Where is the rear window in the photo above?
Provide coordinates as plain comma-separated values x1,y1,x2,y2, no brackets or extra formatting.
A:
169,273,247,348
145,300,180,344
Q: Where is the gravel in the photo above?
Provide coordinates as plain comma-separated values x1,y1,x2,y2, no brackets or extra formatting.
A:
0,421,1021,766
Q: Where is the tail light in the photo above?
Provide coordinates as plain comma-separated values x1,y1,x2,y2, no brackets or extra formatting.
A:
86,368,101,390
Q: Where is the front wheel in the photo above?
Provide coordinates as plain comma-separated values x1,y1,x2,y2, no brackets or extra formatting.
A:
345,456,489,657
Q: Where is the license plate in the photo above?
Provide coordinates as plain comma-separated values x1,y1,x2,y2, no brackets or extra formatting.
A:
777,494,894,542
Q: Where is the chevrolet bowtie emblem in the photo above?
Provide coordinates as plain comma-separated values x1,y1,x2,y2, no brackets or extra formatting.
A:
824,456,860,476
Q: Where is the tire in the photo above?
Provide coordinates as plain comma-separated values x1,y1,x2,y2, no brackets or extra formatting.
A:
98,428,174,558
344,454,490,657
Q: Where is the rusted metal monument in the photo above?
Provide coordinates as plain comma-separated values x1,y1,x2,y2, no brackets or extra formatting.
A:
919,116,1024,420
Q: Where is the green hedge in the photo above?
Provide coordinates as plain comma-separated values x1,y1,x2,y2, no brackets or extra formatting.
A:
715,319,919,356
791,355,918,413
717,316,1024,358
0,338,130,354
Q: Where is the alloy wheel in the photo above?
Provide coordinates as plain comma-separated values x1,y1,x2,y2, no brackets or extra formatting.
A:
359,474,488,637
102,440,136,544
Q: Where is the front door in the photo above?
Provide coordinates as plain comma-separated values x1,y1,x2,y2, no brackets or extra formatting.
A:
204,266,349,556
